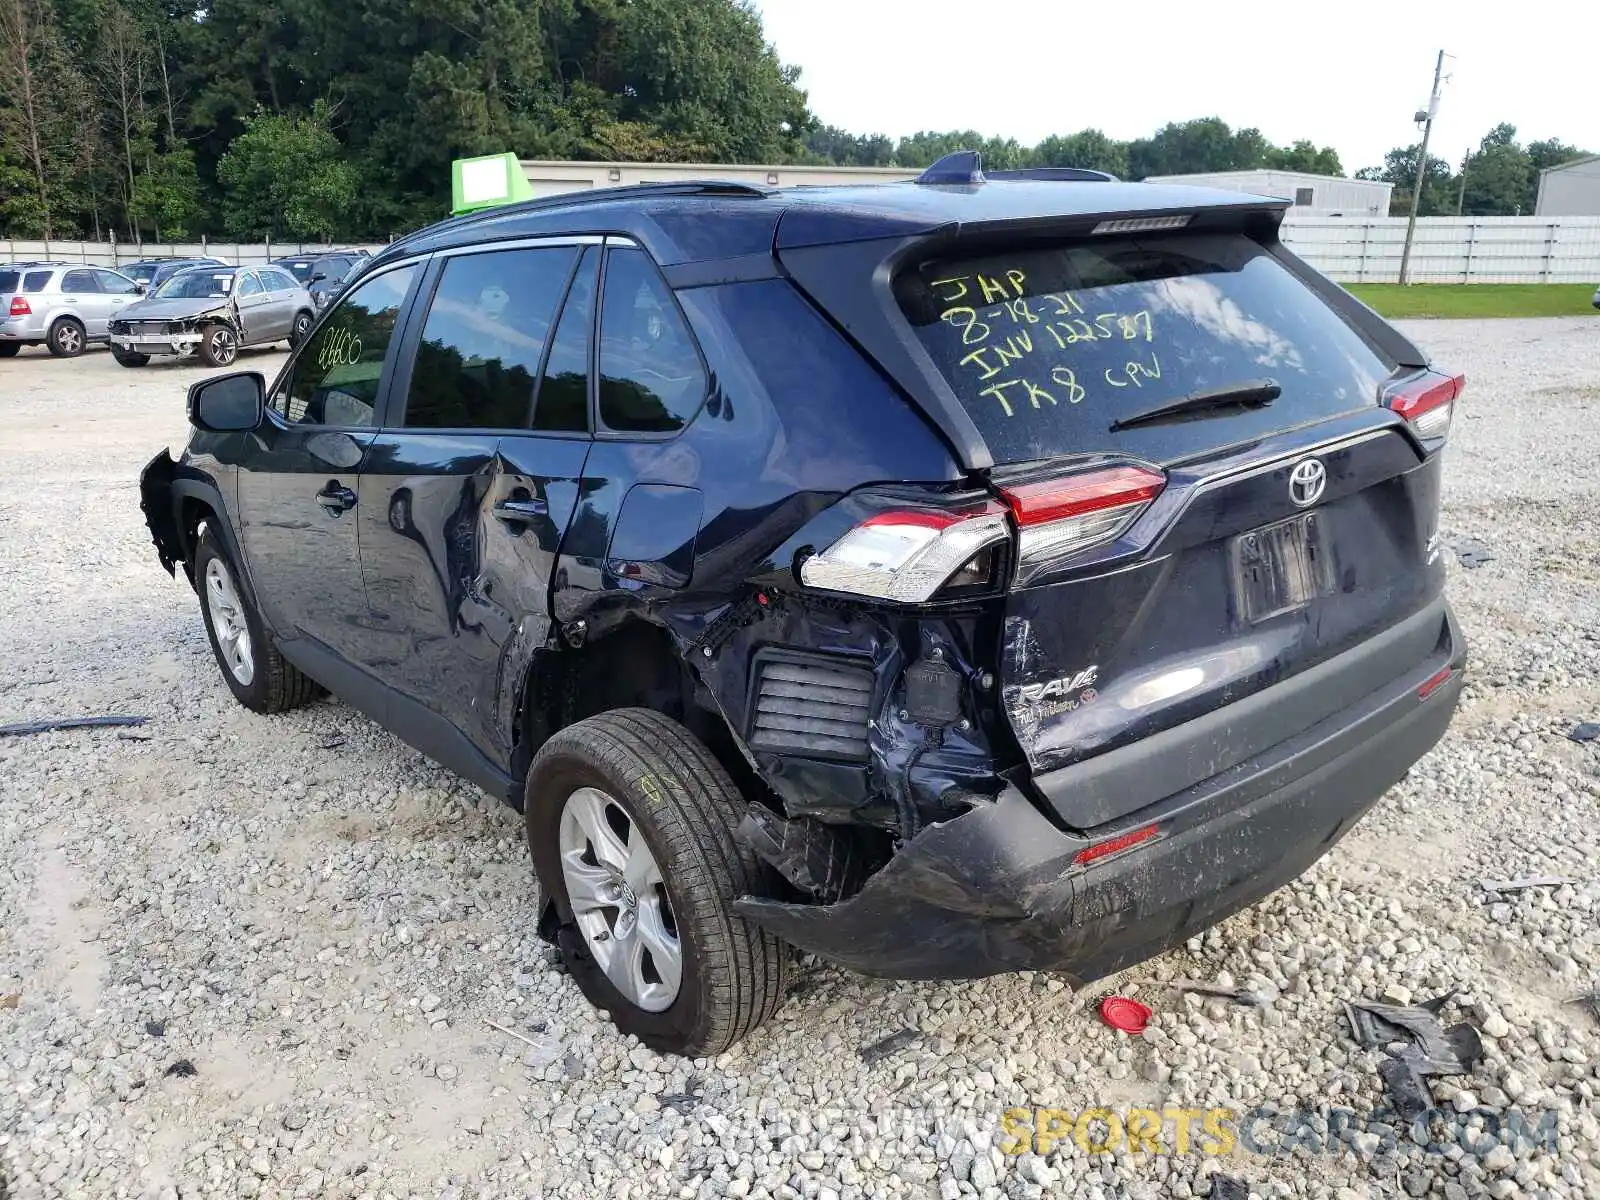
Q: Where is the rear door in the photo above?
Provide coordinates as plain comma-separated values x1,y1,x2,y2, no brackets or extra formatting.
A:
234,263,420,660
355,240,593,765
890,233,1449,824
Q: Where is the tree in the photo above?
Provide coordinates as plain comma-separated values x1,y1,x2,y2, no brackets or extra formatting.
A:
1265,139,1343,176
892,131,1030,169
1362,143,1455,216
216,102,358,239
805,124,893,167
1459,124,1532,216
0,0,81,236
1034,129,1128,177
1126,117,1270,178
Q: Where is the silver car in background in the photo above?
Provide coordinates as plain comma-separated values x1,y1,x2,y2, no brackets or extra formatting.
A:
0,263,144,358
108,265,315,367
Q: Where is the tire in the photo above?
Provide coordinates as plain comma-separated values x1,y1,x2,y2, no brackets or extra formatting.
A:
288,310,313,348
198,323,238,367
194,527,321,714
0,342,20,357
46,317,86,358
526,709,790,1056
112,347,150,367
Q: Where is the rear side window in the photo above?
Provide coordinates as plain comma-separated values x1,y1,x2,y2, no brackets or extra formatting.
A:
896,234,1393,463
532,246,598,433
598,246,707,433
23,271,52,292
403,246,578,430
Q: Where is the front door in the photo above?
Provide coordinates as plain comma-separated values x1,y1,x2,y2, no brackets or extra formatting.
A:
94,269,141,329
59,268,110,336
356,241,594,765
232,270,275,344
234,263,421,660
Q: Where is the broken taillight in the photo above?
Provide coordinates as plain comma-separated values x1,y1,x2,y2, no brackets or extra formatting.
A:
799,504,1011,603
1000,463,1166,581
8,296,30,317
1385,370,1464,443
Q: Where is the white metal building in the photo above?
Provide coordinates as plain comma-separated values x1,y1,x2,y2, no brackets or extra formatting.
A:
1140,169,1393,217
520,159,918,198
1535,155,1600,216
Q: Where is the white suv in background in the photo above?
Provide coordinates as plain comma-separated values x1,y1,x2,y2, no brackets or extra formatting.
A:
0,262,144,358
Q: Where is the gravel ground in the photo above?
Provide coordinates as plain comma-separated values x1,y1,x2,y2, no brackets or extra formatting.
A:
1,321,1597,1200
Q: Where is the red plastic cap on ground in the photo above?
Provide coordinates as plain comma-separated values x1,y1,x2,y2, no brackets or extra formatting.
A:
1098,996,1152,1034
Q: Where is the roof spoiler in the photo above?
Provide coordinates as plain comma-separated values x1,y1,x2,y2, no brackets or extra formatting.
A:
914,150,1118,186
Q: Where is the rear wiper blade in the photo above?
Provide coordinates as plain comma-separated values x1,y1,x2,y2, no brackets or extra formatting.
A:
1109,379,1281,431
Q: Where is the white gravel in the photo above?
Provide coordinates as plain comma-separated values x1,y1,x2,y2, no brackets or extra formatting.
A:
1,320,1598,1200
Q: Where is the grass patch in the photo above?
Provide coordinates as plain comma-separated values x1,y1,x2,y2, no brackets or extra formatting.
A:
1344,283,1600,319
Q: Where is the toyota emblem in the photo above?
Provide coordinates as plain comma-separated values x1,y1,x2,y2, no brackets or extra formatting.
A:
1288,458,1327,507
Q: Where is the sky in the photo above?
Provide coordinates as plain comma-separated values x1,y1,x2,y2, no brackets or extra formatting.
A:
751,0,1599,173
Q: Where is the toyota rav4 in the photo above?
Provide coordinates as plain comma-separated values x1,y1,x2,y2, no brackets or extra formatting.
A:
140,154,1466,1055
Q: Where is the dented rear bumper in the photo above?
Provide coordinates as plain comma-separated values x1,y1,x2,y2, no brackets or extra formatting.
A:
737,618,1464,982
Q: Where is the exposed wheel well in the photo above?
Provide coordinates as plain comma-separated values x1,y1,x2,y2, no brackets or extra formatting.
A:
514,619,759,805
177,495,218,582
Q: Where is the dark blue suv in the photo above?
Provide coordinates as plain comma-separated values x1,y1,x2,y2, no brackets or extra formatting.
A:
140,155,1466,1054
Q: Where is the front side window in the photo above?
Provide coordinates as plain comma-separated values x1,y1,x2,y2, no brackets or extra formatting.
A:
235,272,263,298
403,246,577,430
96,270,139,295
274,265,416,427
597,246,707,433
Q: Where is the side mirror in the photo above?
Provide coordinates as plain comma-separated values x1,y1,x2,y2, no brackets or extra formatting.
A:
310,272,327,282
134,281,148,294
188,371,265,432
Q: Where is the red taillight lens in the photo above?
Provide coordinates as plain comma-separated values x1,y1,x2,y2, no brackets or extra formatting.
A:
800,503,1010,603
1000,464,1166,580
1074,822,1161,865
1385,370,1464,442
8,296,30,317
1417,666,1453,700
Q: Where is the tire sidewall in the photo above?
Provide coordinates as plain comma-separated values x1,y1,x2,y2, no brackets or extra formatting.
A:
527,748,720,1052
290,311,312,347
194,531,271,710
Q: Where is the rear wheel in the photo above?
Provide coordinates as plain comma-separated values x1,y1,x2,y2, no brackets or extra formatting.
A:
526,709,790,1056
289,310,313,347
198,323,238,367
194,527,321,713
47,318,86,358
0,343,20,357
112,347,149,367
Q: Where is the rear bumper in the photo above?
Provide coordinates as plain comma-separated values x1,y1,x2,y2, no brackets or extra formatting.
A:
737,603,1465,982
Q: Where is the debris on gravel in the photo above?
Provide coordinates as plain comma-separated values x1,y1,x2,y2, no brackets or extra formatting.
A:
3,320,1599,1197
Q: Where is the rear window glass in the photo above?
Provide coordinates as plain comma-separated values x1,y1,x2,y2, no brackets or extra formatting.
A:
896,234,1392,463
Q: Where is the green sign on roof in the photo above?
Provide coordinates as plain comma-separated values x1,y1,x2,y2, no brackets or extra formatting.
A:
451,152,535,215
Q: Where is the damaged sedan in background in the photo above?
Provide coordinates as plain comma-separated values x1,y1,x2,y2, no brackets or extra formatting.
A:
139,157,1466,1056
110,264,315,367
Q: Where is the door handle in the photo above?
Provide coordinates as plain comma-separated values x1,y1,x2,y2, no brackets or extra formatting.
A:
316,482,357,516
492,497,548,527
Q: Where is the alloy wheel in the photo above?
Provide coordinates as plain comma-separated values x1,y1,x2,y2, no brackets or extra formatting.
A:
204,557,255,685
558,786,682,1012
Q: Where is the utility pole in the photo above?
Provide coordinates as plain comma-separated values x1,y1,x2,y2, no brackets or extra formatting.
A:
1399,49,1447,285
1456,152,1469,215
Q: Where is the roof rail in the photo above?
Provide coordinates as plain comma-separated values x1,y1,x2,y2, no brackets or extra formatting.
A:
914,151,1118,186
987,166,1119,183
381,179,775,257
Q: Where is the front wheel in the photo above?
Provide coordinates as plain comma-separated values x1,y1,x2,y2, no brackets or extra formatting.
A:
112,347,149,367
526,709,790,1056
198,323,238,367
194,528,321,713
